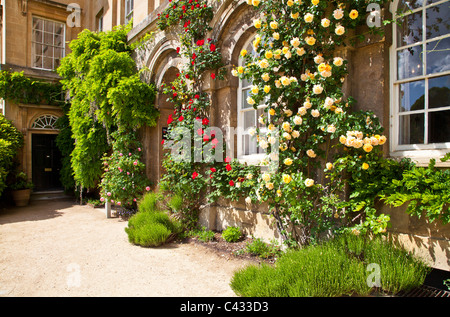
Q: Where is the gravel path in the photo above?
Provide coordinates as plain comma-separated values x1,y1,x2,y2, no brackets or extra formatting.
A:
0,199,250,297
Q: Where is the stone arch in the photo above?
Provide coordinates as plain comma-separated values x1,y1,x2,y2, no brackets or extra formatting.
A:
29,114,60,130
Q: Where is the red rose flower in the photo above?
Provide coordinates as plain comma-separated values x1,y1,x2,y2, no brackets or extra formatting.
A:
192,171,198,179
211,73,216,79
210,44,216,52
226,164,232,171
202,117,209,125
210,167,216,172
194,94,200,99
178,115,184,122
167,115,173,124
229,180,235,186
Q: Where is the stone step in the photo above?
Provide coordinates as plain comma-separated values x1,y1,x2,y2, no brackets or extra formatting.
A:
31,190,74,201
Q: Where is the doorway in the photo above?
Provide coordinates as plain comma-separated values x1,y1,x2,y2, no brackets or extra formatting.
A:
32,134,62,191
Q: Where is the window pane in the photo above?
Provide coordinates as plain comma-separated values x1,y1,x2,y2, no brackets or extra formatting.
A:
426,2,450,40
42,45,51,57
43,32,53,46
429,75,450,109
44,20,54,33
399,80,425,112
397,45,423,79
397,11,423,46
33,55,42,68
43,57,53,70
429,110,450,143
243,110,255,131
33,17,42,30
32,28,43,43
398,0,424,13
54,33,63,47
426,37,450,75
399,113,425,144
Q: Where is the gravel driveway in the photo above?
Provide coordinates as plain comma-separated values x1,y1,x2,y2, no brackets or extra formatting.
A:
0,199,249,297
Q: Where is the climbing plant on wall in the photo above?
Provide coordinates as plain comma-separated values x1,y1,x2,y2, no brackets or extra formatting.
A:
58,24,159,206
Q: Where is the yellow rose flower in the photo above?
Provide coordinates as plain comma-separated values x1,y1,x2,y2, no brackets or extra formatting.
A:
296,47,306,56
313,84,323,94
276,189,282,197
270,21,278,29
266,182,274,190
247,96,255,105
362,163,369,170
292,130,300,138
259,59,269,68
305,36,316,46
273,32,280,40
264,85,271,93
269,108,276,115
238,66,244,74
333,57,344,66
287,0,294,6
335,24,345,36
284,158,293,166
321,18,330,27
282,174,292,184
265,50,273,59
363,143,373,153
339,135,347,144
252,0,260,6
306,149,316,158
305,178,315,187
291,12,299,19
251,85,259,94
326,162,333,170
282,122,291,132
333,8,344,20
262,172,271,182
254,19,262,29
262,73,270,82
379,135,387,145
280,76,291,86
304,13,314,23
240,49,247,57
290,37,300,48
349,9,359,20
312,0,320,5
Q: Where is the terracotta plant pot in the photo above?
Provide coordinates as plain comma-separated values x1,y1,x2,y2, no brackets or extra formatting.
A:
11,189,31,207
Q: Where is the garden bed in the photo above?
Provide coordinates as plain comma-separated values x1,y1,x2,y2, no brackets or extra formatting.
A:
185,232,278,265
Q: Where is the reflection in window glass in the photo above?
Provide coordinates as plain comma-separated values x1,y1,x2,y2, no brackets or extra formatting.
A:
397,45,423,79
426,37,450,75
398,0,424,13
397,11,423,47
426,2,450,40
399,80,425,112
429,110,450,143
429,75,450,109
399,113,425,144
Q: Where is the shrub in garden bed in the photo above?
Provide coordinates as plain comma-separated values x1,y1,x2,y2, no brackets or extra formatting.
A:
230,234,430,297
125,192,182,247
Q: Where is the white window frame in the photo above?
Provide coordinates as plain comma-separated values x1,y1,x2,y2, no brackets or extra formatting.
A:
125,0,134,25
237,36,268,165
31,16,66,71
389,0,450,164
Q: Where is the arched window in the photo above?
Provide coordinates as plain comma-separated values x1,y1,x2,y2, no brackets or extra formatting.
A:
391,0,450,157
31,115,59,130
237,36,268,163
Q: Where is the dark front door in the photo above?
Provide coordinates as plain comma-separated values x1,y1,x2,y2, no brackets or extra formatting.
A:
32,134,62,191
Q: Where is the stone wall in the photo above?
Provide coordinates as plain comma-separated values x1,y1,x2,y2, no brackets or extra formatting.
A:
129,0,449,270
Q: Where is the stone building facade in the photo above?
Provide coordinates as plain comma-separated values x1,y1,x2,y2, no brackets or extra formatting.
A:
1,0,449,270
127,0,450,270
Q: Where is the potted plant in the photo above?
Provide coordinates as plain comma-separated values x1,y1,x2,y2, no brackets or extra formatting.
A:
10,171,33,206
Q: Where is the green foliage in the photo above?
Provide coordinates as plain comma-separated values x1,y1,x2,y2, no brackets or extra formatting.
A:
222,226,243,243
380,156,450,224
0,114,24,196
189,227,215,242
244,238,281,259
8,171,33,190
55,103,76,192
125,210,182,247
0,70,64,106
57,24,159,192
100,131,151,212
230,234,430,297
